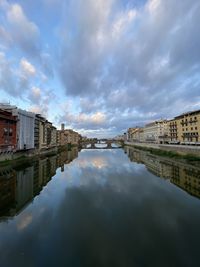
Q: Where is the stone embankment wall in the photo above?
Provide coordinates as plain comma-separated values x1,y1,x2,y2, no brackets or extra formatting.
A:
0,146,58,162
125,142,200,156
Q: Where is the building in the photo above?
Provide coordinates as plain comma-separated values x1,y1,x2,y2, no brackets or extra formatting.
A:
0,109,17,152
66,129,79,145
35,115,57,150
57,129,68,146
174,110,200,144
167,119,179,144
45,121,57,148
35,114,48,150
39,116,48,150
167,110,200,144
0,104,35,150
127,128,144,142
57,125,80,146
34,114,45,150
143,120,168,144
61,123,65,131
127,128,137,142
78,134,82,143
138,128,144,142
46,121,53,147
51,126,57,147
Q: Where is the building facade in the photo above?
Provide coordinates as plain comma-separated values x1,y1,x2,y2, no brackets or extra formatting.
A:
0,109,17,152
143,120,168,144
57,125,80,146
0,104,35,150
34,114,40,149
167,119,179,143
127,128,136,142
39,117,48,150
51,126,57,147
35,115,57,150
128,128,144,142
175,110,200,144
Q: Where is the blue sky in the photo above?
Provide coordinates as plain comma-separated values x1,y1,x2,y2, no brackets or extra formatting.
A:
0,0,200,138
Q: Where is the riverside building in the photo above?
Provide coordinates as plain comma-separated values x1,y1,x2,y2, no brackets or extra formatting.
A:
167,119,179,144
0,109,17,152
57,124,80,146
127,128,144,142
143,120,168,144
35,115,57,150
175,110,200,144
126,109,200,145
0,104,35,150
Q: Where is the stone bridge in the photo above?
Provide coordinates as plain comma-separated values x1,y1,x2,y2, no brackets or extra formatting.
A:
80,139,124,149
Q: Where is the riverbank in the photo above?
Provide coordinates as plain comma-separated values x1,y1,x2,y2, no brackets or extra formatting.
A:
0,144,78,165
125,141,200,161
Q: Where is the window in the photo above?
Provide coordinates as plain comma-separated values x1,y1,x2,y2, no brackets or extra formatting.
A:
9,128,13,136
3,128,8,135
191,127,193,130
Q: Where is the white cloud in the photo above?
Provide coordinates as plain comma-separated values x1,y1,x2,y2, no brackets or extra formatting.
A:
29,105,42,114
1,0,200,137
60,110,107,130
147,0,161,14
0,1,40,56
6,4,38,37
20,58,36,76
91,112,106,124
29,86,41,102
112,9,137,38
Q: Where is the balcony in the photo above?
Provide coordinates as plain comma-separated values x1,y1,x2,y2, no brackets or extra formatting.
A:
182,133,199,137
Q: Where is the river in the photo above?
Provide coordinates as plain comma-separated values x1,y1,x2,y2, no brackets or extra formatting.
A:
0,146,200,267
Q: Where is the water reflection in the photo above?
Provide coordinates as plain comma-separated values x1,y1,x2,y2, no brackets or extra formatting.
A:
0,148,78,219
0,148,200,267
125,146,200,199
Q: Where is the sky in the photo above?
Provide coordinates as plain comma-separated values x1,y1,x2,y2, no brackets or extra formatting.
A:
0,0,200,138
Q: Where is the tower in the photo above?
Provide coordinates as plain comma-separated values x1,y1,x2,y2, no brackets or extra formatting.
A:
61,123,65,131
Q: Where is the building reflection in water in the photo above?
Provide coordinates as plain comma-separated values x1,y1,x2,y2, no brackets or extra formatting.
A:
0,147,78,219
125,147,200,199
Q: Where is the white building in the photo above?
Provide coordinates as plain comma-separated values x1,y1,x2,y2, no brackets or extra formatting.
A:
0,104,35,150
143,120,168,144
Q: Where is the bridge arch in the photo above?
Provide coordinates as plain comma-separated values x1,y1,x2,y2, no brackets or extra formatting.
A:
80,139,124,149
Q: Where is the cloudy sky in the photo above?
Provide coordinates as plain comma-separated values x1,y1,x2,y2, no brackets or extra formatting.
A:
0,0,200,137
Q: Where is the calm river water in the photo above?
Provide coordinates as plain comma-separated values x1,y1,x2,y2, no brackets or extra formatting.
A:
0,146,200,267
